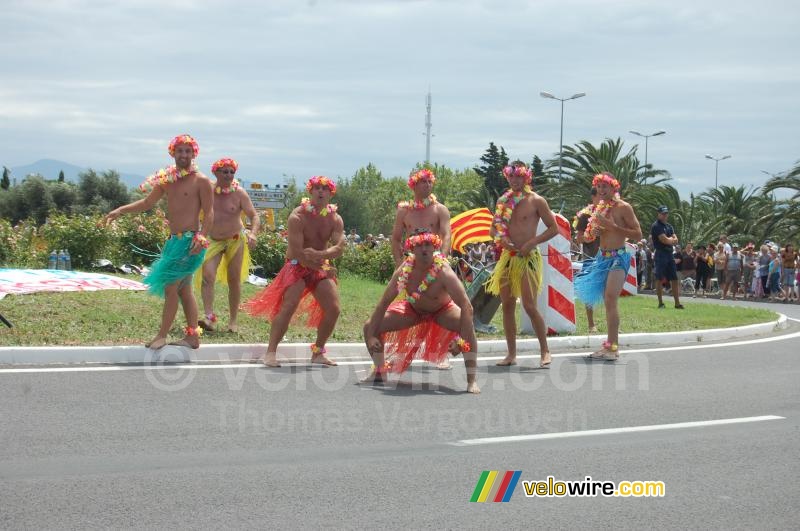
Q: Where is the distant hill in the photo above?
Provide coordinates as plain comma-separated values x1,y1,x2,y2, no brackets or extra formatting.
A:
8,159,144,190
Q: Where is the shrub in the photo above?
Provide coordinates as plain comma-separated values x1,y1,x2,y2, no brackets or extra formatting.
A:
335,243,394,283
0,219,49,268
251,230,288,278
40,213,113,269
111,210,170,265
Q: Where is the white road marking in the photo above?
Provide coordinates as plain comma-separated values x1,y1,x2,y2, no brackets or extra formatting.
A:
2,329,799,375
450,415,786,446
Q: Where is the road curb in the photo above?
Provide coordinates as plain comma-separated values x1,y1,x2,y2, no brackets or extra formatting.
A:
0,313,788,365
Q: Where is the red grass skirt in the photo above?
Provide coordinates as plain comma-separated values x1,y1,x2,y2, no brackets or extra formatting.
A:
243,260,330,328
382,300,458,373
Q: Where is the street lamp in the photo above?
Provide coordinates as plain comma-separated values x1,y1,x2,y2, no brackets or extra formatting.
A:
540,91,586,180
705,154,731,191
629,130,666,177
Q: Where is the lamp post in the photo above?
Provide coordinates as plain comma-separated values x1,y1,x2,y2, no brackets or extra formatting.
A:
629,130,666,177
540,91,586,180
705,154,731,191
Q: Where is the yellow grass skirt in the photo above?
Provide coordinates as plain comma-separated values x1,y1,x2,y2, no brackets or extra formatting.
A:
485,248,543,298
193,233,250,290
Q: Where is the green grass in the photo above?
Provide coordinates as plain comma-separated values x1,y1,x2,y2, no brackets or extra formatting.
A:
0,274,777,346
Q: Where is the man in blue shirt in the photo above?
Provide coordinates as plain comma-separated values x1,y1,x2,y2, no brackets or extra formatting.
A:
650,206,684,309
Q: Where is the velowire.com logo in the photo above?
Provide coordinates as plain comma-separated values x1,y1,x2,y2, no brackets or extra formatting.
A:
470,470,522,503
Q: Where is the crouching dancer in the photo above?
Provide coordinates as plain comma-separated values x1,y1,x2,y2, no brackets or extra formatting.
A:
361,231,480,394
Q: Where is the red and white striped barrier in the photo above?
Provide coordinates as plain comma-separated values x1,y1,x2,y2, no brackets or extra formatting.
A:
621,242,638,296
521,214,576,335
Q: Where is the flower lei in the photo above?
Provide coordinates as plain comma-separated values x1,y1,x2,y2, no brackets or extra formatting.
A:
300,197,338,217
396,252,448,305
583,200,616,243
398,194,437,210
403,232,442,252
492,187,531,243
573,205,594,229
454,336,471,352
407,168,436,188
168,134,199,157
139,163,199,193
215,179,241,195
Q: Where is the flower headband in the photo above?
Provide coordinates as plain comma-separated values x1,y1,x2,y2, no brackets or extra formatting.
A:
306,175,337,195
404,232,442,251
592,172,620,191
502,164,533,184
212,158,239,173
168,134,199,157
407,168,436,189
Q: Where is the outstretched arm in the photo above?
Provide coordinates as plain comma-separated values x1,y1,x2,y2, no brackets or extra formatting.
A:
104,186,164,224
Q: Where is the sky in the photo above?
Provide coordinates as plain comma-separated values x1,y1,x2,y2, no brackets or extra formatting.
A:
1,0,798,197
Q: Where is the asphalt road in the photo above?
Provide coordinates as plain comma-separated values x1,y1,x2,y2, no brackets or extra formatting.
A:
1,300,799,530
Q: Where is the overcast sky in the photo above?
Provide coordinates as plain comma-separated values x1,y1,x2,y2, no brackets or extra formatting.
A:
1,0,798,196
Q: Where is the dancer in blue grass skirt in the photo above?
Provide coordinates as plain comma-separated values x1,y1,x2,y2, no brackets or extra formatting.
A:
574,173,642,361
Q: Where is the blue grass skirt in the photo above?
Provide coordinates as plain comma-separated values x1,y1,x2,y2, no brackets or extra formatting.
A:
574,248,631,307
144,232,206,298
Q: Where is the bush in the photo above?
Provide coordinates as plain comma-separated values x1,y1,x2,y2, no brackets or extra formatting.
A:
0,219,49,268
40,213,113,269
251,230,289,278
110,210,170,265
335,243,395,283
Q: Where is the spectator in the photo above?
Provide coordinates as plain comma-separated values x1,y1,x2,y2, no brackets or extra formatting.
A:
756,244,771,298
694,246,712,297
650,205,684,309
713,244,727,298
719,234,732,255
636,241,647,289
742,243,756,299
780,243,796,302
673,244,683,282
767,248,782,301
723,243,743,299
681,243,696,283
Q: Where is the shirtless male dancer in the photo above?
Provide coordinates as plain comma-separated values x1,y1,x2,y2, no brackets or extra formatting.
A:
195,158,260,333
574,172,643,360
244,176,345,367
486,161,558,368
105,134,214,350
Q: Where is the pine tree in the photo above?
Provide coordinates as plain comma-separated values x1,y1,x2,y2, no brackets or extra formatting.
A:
1,167,10,190
474,142,509,200
58,170,65,183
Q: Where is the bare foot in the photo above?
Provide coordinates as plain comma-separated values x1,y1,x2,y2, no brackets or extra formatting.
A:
311,354,337,366
226,323,239,333
263,352,281,367
467,381,481,394
589,348,618,361
168,335,200,350
198,319,216,332
146,336,168,350
588,326,599,333
540,351,552,368
359,368,384,384
436,360,452,370
496,355,517,367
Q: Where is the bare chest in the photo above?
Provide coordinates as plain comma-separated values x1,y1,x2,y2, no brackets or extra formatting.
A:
403,208,439,233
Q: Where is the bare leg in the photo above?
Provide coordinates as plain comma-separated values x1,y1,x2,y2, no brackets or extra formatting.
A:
520,273,549,367
360,311,417,383
656,277,664,305
435,306,480,393
593,268,626,359
264,280,306,366
226,244,244,332
148,282,180,349
200,253,223,330
497,282,517,366
171,277,200,349
671,280,682,307
586,305,597,332
310,279,341,366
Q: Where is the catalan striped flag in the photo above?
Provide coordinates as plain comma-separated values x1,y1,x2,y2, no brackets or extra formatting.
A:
470,470,522,502
450,207,493,254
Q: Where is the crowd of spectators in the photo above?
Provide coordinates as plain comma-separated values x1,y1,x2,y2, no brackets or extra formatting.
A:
345,228,389,249
634,234,798,303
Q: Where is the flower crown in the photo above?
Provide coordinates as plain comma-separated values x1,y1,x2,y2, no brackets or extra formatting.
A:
306,175,337,195
404,231,442,251
407,168,436,189
168,134,199,157
212,158,239,173
592,172,620,191
502,164,533,184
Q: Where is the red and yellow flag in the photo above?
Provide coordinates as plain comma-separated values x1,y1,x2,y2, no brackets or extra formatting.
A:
450,207,493,254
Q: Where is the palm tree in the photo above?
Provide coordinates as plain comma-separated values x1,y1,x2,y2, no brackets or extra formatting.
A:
762,160,800,241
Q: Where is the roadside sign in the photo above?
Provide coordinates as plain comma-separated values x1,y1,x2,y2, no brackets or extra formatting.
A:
246,188,287,209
